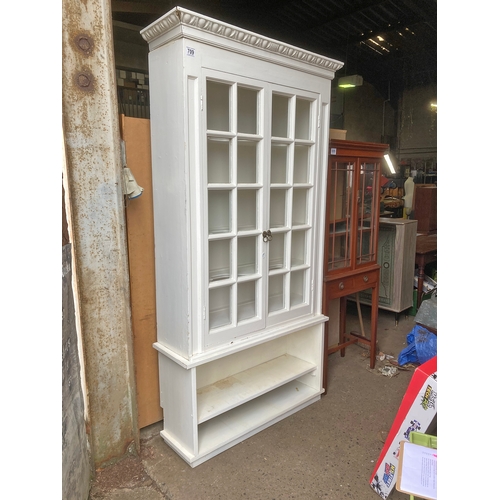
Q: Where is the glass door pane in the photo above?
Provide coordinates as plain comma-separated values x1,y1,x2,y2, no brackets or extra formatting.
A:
209,286,232,329
207,81,230,131
291,229,307,267
208,190,231,235
237,140,258,183
291,188,308,226
209,239,231,282
237,87,258,134
327,161,354,271
293,145,310,183
271,94,289,137
237,281,257,322
295,98,311,140
237,236,258,276
237,189,257,231
268,274,284,313
356,160,380,265
269,189,287,228
268,232,285,271
290,270,306,307
207,138,230,183
270,144,288,184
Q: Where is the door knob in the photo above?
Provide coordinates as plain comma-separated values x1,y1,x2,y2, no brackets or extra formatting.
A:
262,230,273,242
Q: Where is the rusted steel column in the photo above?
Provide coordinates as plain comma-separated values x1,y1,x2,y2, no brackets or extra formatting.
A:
62,0,139,467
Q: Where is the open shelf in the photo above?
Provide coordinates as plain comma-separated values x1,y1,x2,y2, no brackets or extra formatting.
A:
197,353,316,423
198,379,318,456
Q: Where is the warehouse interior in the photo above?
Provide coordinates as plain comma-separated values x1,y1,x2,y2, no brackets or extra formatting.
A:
57,1,495,499
111,0,437,149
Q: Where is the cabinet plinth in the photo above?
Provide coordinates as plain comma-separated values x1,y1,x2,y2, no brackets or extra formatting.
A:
142,7,342,466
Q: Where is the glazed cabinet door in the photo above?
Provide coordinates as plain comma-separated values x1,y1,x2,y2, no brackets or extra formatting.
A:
202,70,321,349
204,73,266,349
266,83,319,328
356,158,381,267
325,155,381,274
325,158,355,272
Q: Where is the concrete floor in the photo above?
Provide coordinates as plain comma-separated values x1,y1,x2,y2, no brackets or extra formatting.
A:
89,304,430,500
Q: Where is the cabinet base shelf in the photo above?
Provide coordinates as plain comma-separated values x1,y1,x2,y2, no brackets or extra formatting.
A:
197,353,316,423
162,380,321,467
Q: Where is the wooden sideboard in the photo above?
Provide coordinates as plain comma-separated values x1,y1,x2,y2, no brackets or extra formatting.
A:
413,184,437,235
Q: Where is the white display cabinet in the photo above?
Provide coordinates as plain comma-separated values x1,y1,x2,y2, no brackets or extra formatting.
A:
141,7,342,467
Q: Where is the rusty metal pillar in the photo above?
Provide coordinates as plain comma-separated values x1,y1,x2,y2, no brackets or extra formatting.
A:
62,0,139,467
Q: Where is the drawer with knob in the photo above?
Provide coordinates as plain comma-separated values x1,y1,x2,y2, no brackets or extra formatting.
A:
324,268,379,300
352,271,378,289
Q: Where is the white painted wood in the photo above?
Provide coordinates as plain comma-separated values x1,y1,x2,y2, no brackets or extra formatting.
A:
147,40,193,357
197,381,319,456
142,6,340,467
160,391,321,467
197,354,316,423
141,8,343,79
153,314,326,369
158,355,198,455
195,324,321,388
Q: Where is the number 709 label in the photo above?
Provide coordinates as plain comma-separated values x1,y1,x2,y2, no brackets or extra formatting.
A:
186,47,195,57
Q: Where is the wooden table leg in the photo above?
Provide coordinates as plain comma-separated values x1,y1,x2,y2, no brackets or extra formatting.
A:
322,284,329,394
339,296,347,357
322,267,381,390
323,317,329,394
369,282,379,369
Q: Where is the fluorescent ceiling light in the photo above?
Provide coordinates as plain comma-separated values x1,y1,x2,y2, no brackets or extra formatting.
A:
338,74,363,88
384,154,396,175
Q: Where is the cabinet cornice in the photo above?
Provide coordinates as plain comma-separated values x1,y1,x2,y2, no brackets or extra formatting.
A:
141,7,343,78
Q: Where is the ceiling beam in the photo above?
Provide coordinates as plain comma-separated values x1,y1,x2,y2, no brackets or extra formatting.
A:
297,0,391,34
111,1,167,14
398,0,437,25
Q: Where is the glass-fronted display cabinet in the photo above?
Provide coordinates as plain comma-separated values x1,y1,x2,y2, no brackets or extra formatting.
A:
205,78,322,345
325,146,383,273
142,7,342,467
322,140,387,391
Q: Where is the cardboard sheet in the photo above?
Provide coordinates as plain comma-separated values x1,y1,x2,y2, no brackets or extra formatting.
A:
120,115,162,428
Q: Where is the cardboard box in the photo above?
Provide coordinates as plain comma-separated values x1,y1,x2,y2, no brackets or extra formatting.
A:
369,356,437,499
329,128,347,140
